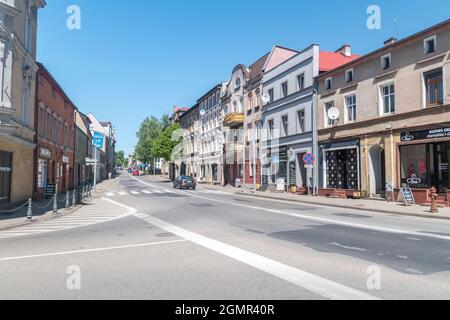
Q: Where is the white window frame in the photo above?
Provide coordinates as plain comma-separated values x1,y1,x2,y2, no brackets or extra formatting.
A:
424,35,437,55
344,93,357,123
297,73,305,91
325,77,332,90
281,114,289,137
268,88,274,103
281,81,288,98
345,68,354,83
379,82,396,115
296,108,306,134
381,53,392,71
324,101,336,128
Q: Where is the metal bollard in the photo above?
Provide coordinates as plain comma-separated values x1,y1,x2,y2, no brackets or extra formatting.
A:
66,192,70,208
72,189,76,206
26,198,33,222
53,193,58,215
89,185,92,198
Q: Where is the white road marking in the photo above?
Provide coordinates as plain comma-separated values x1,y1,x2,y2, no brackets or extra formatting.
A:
130,191,141,195
163,189,176,194
142,190,153,194
106,192,114,197
0,240,187,262
328,242,368,252
153,190,164,194
132,212,378,300
119,192,128,196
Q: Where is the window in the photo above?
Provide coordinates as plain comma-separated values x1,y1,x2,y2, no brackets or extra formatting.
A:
381,54,391,70
52,87,56,98
297,110,305,133
268,88,274,103
381,84,395,114
281,82,288,98
325,77,332,90
37,160,48,189
424,69,443,106
297,74,305,91
325,102,337,127
281,115,289,137
268,119,274,139
345,69,354,83
235,78,241,90
345,95,357,122
424,35,437,54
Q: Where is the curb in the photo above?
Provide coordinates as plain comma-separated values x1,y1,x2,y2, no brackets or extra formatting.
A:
231,191,450,221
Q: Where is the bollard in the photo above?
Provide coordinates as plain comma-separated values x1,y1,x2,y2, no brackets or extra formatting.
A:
89,185,92,198
53,193,58,215
66,192,70,208
430,187,439,213
72,189,76,206
26,198,33,222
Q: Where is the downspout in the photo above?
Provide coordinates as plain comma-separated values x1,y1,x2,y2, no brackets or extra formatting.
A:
33,69,39,200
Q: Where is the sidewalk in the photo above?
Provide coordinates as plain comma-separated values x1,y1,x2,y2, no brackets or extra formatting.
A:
154,174,450,220
0,177,119,231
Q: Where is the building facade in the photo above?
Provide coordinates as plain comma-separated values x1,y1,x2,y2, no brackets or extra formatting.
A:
0,0,45,204
316,20,450,205
75,112,93,188
262,45,359,192
179,104,200,177
35,63,77,197
88,113,108,182
197,83,227,184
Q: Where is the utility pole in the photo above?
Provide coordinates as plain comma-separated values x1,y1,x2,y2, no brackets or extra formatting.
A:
93,146,97,192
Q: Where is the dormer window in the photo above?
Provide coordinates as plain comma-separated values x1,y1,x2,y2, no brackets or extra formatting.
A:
235,78,241,90
424,35,437,55
345,69,354,83
325,77,332,90
381,54,391,71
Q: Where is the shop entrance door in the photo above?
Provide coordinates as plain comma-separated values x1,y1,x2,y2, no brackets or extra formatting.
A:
0,151,12,204
434,142,449,193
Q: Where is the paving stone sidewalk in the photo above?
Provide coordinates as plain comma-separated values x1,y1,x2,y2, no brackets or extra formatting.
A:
152,174,450,220
0,177,119,231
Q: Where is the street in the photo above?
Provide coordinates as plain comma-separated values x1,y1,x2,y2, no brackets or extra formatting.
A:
1,173,450,300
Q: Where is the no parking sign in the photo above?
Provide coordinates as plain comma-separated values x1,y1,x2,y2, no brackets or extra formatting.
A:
303,153,315,165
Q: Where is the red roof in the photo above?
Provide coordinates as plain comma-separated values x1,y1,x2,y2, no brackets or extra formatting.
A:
319,51,360,72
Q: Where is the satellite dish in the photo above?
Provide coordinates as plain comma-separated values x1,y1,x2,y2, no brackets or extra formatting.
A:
200,109,206,116
261,94,271,104
327,107,340,121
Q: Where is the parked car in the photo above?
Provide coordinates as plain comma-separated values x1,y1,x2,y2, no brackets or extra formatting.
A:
132,170,140,176
173,176,196,190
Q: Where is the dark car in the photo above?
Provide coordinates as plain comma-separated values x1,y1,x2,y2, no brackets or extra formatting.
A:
173,176,196,190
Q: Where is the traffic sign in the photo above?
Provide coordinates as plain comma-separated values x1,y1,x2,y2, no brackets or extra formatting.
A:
272,155,280,164
303,153,315,165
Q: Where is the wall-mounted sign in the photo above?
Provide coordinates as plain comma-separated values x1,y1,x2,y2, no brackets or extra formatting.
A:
407,174,422,185
93,131,105,149
40,148,51,159
62,156,69,164
401,127,450,142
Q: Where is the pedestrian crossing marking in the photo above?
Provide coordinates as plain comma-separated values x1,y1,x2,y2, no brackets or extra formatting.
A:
130,191,140,195
119,192,128,196
106,192,114,197
142,190,153,194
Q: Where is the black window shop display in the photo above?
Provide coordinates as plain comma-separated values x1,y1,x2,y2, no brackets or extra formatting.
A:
326,149,358,190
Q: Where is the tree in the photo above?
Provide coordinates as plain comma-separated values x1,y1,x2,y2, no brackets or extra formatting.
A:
115,151,125,167
152,123,181,161
134,114,171,165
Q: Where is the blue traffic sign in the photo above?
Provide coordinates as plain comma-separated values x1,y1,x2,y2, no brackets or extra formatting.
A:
303,153,315,165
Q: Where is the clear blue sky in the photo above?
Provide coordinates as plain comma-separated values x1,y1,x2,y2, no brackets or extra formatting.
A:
37,0,450,156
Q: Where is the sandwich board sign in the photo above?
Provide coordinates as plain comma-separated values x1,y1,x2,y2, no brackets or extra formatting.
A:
398,188,415,206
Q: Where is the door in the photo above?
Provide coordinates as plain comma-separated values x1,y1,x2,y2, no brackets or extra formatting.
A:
434,143,449,192
0,151,12,204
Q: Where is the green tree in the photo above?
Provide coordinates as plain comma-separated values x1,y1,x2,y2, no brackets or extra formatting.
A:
152,123,181,161
115,151,125,167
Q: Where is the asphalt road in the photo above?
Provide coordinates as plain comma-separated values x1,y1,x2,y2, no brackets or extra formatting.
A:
1,173,450,300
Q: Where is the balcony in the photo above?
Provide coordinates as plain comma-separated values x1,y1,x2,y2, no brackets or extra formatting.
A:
223,112,244,128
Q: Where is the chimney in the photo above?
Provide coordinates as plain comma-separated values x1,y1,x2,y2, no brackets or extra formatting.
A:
384,37,398,46
335,44,352,57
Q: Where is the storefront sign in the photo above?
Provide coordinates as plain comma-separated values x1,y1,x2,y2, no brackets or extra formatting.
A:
289,162,296,186
398,188,415,206
276,178,285,192
401,127,450,142
40,148,51,159
45,184,56,198
62,156,69,164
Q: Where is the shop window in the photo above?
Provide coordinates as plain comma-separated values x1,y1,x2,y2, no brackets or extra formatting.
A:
326,149,358,190
424,69,443,107
38,159,48,189
400,144,428,189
